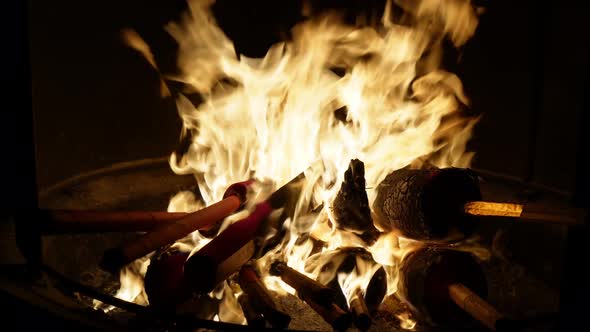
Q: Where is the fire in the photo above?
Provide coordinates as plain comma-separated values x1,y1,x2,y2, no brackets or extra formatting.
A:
115,0,481,327
397,311,418,330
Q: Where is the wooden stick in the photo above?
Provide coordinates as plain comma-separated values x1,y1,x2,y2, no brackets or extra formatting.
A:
448,283,502,331
34,209,188,234
238,265,291,328
269,261,335,306
464,201,523,218
238,294,266,328
300,296,352,331
100,195,242,273
464,201,586,226
350,289,372,331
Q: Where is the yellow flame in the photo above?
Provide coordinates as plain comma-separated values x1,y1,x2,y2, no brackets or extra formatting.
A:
116,0,481,325
397,311,418,330
95,257,150,312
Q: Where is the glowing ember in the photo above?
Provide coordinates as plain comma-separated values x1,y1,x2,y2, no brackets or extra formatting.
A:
115,0,482,328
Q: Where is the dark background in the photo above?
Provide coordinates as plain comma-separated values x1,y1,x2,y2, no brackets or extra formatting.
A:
28,0,588,194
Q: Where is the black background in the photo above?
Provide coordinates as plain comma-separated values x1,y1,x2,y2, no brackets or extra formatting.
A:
26,0,589,194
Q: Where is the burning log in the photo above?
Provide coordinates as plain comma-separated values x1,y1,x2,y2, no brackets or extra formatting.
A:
184,172,306,294
238,265,291,328
397,247,515,331
373,167,481,242
373,167,587,242
269,261,334,306
100,180,253,273
237,294,266,328
333,159,380,244
30,209,188,234
350,289,372,331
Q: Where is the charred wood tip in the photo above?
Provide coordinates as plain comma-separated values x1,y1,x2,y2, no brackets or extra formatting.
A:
269,261,285,276
238,294,266,328
333,159,375,234
351,290,372,331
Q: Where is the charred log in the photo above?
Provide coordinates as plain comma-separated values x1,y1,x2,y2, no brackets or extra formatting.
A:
372,167,481,242
396,247,509,330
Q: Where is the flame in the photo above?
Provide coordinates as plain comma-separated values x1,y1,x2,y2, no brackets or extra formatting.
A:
95,257,150,312
114,0,482,328
397,311,418,330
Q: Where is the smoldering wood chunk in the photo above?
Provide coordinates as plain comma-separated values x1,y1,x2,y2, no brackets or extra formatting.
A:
333,159,379,241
